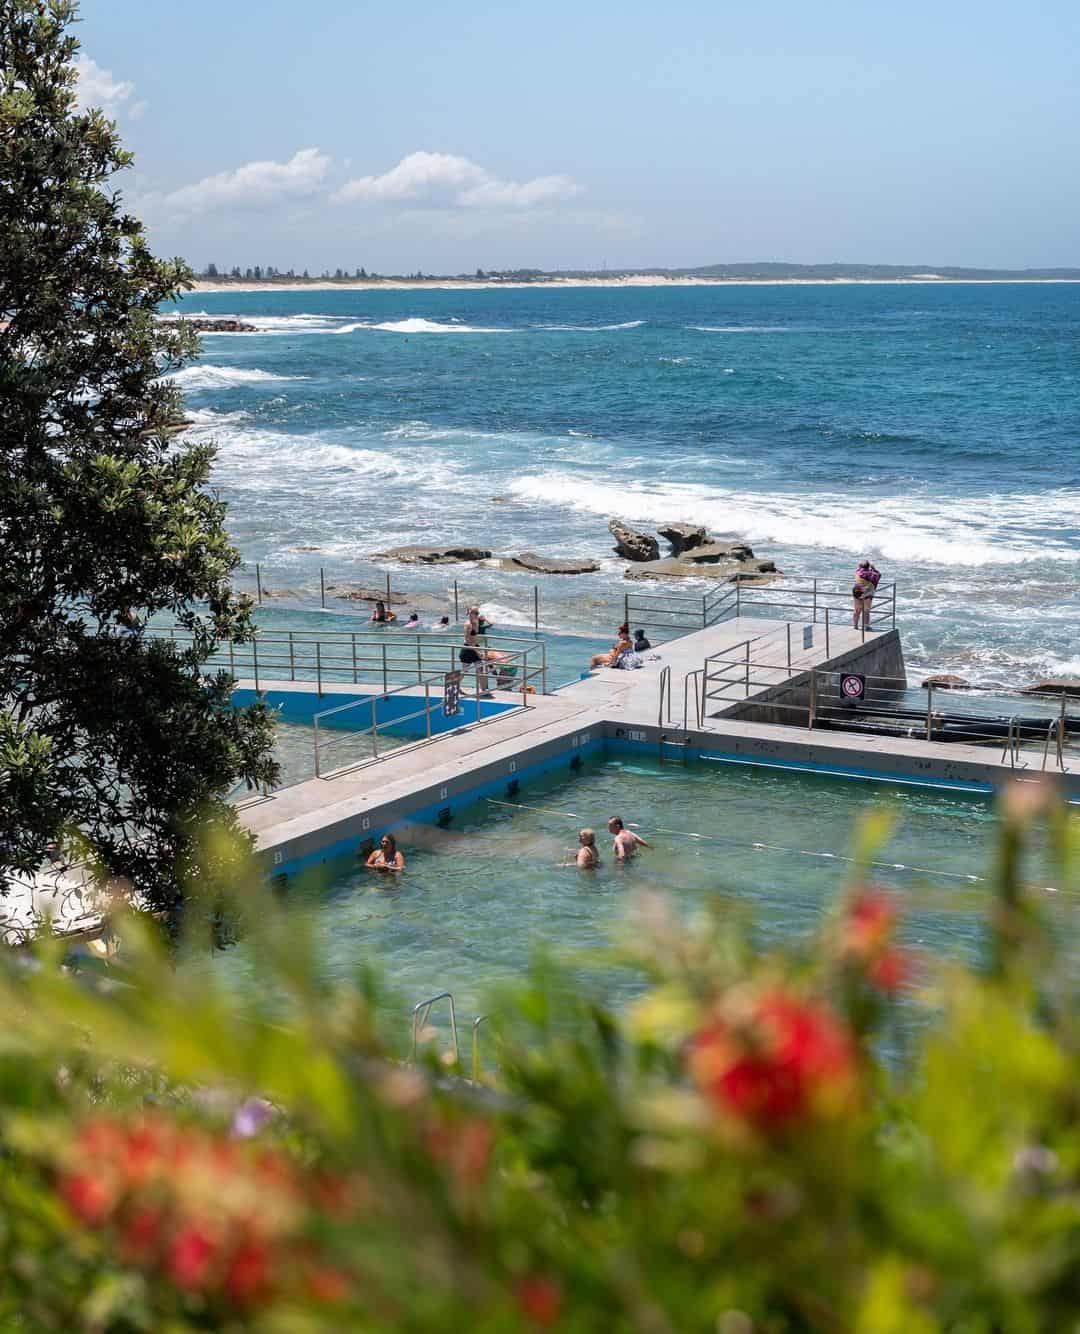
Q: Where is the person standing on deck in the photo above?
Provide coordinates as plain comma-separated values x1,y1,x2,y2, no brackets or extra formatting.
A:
852,560,880,630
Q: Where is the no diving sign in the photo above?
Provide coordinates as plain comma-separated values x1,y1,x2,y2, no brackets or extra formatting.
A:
840,673,866,702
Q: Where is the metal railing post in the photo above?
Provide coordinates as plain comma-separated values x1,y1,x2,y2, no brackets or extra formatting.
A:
286,630,295,680
786,622,792,673
385,572,392,606
313,716,320,778
425,680,432,738
228,640,235,677
825,607,830,658
925,682,933,741
623,591,629,629
256,562,263,604
453,578,459,621
416,637,422,682
812,578,818,624
252,638,260,693
351,632,358,683
320,567,325,609
382,644,388,694
808,668,816,729
316,642,322,697
701,592,707,629
736,579,741,619
541,641,548,695
534,584,539,632
744,640,750,697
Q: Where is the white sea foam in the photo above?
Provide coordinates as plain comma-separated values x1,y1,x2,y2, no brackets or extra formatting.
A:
167,365,310,390
472,600,535,628
506,470,1080,569
535,320,645,331
690,325,796,333
367,318,513,334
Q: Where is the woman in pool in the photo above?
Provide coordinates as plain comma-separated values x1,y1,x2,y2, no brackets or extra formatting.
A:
576,828,600,869
852,560,880,630
370,600,397,625
590,624,633,670
366,834,405,872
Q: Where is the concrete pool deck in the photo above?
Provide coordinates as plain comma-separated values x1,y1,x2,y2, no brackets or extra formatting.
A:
237,615,1080,880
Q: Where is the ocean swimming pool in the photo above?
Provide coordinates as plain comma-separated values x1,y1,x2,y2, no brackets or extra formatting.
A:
188,754,1067,1042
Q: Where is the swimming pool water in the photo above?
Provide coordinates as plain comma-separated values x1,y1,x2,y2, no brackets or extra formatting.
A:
193,755,1069,1042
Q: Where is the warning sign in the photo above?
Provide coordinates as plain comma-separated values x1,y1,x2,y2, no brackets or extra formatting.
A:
840,673,866,701
443,670,462,717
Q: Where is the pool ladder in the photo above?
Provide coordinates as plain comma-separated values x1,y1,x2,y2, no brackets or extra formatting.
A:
410,991,491,1081
657,666,701,763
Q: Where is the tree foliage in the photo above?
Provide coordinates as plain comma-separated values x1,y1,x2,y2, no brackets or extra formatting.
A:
0,0,277,910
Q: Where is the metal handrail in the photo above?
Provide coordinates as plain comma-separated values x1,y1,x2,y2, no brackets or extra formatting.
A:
658,665,671,725
149,626,549,696
471,1014,489,1082
410,992,459,1065
683,668,703,730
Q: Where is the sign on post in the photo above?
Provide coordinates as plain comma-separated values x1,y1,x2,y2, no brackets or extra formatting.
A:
443,669,462,718
840,673,866,703
803,624,813,650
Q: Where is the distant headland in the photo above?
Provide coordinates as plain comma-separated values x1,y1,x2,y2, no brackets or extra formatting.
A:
190,261,1080,293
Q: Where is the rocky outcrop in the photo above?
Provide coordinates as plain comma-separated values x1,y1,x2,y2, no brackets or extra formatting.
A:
159,317,257,333
371,545,492,564
679,541,759,565
1021,678,1080,697
608,519,659,562
510,552,601,574
623,557,779,583
657,522,709,554
325,586,406,605
922,674,971,689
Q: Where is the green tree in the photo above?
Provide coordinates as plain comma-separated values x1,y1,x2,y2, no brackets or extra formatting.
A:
0,0,277,915
204,261,218,278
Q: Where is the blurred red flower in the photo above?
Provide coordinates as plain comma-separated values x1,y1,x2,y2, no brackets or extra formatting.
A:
689,991,857,1131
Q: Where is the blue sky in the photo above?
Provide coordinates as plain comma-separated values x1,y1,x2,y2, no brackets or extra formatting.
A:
76,0,1080,273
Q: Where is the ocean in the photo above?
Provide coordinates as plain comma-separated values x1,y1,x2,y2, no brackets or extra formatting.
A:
165,281,1080,685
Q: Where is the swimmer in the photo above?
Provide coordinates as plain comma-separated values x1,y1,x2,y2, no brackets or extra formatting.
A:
366,834,405,872
608,816,650,860
576,828,600,869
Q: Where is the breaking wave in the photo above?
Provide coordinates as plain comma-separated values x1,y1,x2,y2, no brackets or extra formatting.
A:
167,365,309,390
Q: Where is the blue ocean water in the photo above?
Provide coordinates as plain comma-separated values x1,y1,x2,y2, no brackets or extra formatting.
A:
166,282,1080,684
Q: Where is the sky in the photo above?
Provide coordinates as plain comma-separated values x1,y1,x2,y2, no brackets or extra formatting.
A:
75,0,1080,274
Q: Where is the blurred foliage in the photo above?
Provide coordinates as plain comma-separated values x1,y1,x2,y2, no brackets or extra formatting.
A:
0,784,1076,1330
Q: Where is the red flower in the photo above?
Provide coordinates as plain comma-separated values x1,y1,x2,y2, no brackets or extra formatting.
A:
62,1172,114,1225
307,1266,350,1304
844,889,911,994
224,1240,271,1305
120,1207,164,1263
514,1275,563,1326
168,1225,217,1290
689,991,857,1131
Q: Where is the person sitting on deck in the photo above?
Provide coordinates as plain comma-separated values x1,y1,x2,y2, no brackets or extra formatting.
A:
366,834,405,872
608,816,650,860
633,628,652,653
590,624,632,670
576,828,600,869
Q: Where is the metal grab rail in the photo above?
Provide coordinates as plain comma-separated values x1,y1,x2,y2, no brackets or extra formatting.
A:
683,668,703,730
657,665,671,725
1041,717,1066,773
150,626,549,696
471,1015,489,1082
410,992,458,1065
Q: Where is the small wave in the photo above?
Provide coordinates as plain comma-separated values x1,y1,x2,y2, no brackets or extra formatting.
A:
167,365,309,390
368,318,512,334
691,325,795,333
536,320,645,331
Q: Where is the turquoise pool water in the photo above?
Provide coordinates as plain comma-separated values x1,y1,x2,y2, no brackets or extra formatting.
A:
194,755,1068,1041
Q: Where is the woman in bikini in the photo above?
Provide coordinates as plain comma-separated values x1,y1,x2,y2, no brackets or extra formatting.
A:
366,834,405,872
370,600,396,625
590,624,633,670
576,828,600,869
852,560,880,630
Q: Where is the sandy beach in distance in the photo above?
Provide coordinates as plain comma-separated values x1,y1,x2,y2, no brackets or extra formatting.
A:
189,274,1080,294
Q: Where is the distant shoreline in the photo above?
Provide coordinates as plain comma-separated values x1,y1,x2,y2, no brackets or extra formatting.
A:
189,275,1080,294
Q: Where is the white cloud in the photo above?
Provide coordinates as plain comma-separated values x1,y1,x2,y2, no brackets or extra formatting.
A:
73,55,138,118
333,151,582,211
161,148,331,215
